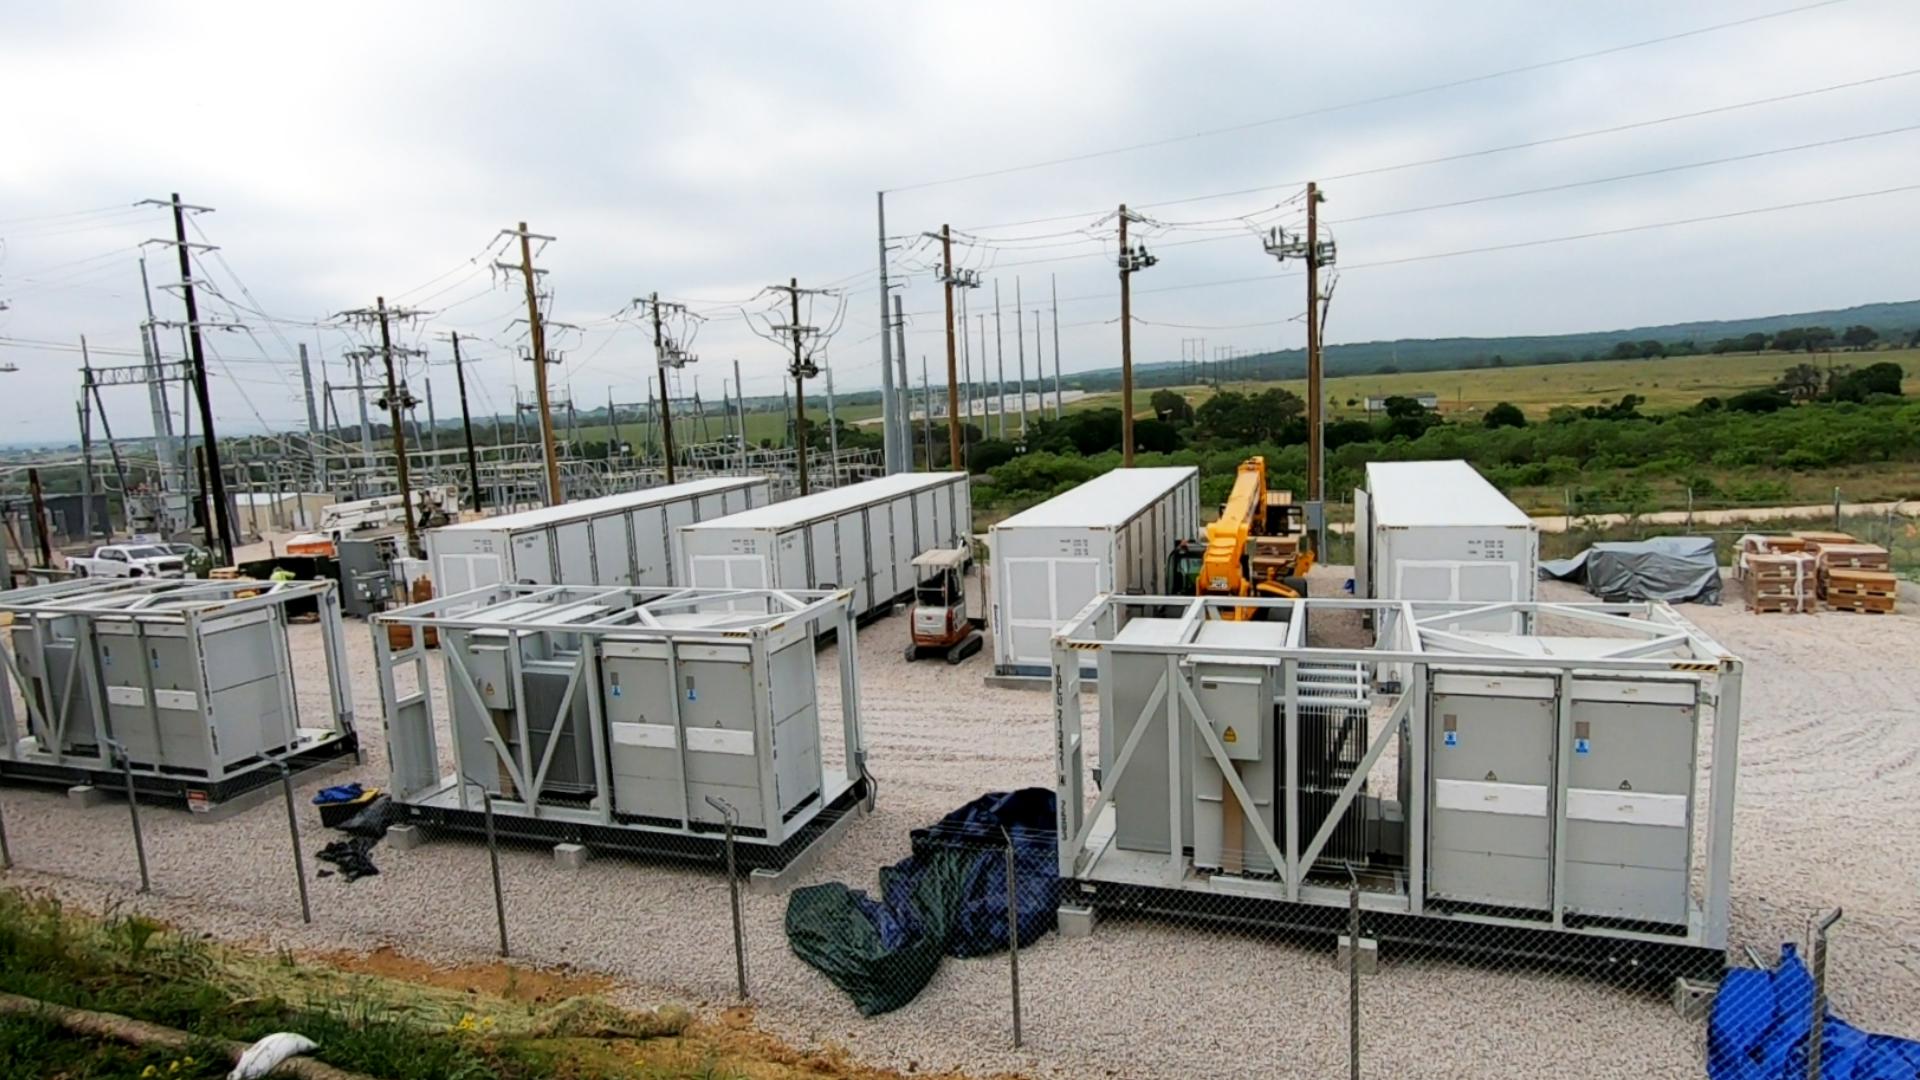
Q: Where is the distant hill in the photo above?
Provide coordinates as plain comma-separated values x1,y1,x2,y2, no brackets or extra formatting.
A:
1065,298,1920,392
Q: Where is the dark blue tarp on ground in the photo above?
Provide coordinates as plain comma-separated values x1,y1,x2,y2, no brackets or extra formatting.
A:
785,788,1060,1015
1710,944,1920,1079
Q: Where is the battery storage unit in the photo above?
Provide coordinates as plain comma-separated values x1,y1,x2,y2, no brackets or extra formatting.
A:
678,472,971,621
1355,460,1538,632
0,577,358,808
373,584,870,869
427,476,771,596
990,467,1199,676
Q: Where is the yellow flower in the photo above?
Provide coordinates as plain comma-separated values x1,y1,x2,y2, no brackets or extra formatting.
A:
141,1068,158,1079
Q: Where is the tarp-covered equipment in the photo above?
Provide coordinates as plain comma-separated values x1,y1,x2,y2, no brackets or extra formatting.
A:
1540,536,1722,604
785,788,1059,1016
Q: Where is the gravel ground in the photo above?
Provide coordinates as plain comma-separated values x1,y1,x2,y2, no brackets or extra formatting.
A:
3,565,1917,1079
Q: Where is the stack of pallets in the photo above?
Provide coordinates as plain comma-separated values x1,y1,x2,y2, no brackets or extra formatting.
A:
1743,550,1817,613
1815,543,1897,614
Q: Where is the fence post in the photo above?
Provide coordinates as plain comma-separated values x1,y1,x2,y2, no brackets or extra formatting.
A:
705,795,749,1001
1686,486,1695,532
1808,908,1842,1080
0,789,11,870
1832,487,1842,531
476,782,508,958
117,746,150,894
1347,863,1361,1080
277,764,312,924
1003,826,1023,1049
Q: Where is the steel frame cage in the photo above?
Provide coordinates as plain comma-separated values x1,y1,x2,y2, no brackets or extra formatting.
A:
0,576,357,785
1050,593,1742,955
372,583,869,849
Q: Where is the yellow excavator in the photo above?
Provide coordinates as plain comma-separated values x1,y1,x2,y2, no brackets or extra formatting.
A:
1167,455,1312,619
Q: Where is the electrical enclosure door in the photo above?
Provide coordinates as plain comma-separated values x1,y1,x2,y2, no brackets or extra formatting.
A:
632,507,671,586
554,522,593,585
591,514,631,585
809,520,839,592
1427,674,1556,912
600,643,684,822
1396,559,1523,632
677,647,764,828
510,530,554,585
1563,678,1697,926
767,638,822,817
1004,553,1103,674
835,512,870,614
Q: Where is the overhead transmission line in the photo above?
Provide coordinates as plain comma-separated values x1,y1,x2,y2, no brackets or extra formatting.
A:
889,0,1856,192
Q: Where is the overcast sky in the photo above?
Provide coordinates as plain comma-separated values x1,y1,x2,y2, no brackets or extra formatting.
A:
1,0,1915,444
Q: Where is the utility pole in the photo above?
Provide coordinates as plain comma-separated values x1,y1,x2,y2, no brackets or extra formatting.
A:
141,193,235,563
733,359,748,472
77,398,95,542
891,294,911,457
1051,273,1064,418
79,340,130,536
1263,182,1335,551
1032,306,1044,426
824,363,841,485
342,299,426,556
921,357,934,469
444,332,484,511
1014,279,1028,436
931,224,974,471
637,292,698,484
137,256,179,499
497,222,561,505
26,468,52,567
993,280,1007,440
1117,203,1158,467
298,343,326,489
424,375,439,453
976,313,989,435
876,193,901,474
764,278,832,495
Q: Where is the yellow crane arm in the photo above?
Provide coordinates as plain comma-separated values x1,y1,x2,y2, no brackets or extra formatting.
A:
1199,457,1266,595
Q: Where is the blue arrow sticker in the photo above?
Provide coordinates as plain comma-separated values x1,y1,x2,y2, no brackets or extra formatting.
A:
1574,737,1591,755
1443,730,1458,748
687,688,698,702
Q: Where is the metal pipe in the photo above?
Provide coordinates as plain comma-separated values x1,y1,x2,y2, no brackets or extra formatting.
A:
1809,907,1843,1080
477,781,508,957
706,795,748,1000
118,747,150,893
1347,863,1361,1080
0,791,11,870
279,763,312,924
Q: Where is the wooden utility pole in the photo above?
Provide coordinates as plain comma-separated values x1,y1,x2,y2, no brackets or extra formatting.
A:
26,468,52,567
1305,182,1324,507
499,222,561,506
939,225,962,469
1115,204,1156,466
788,279,809,494
374,297,421,557
638,292,698,484
448,331,484,510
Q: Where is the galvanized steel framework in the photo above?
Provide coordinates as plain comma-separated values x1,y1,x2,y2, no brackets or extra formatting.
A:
1050,594,1743,957
372,584,868,850
0,576,356,784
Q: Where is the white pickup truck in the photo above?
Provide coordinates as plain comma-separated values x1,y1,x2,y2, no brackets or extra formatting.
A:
69,543,189,579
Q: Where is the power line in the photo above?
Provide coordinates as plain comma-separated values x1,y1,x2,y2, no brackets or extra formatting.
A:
890,0,1856,193
953,65,1920,234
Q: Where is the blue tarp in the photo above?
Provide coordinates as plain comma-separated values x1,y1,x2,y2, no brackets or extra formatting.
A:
1710,944,1920,1079
785,788,1060,1015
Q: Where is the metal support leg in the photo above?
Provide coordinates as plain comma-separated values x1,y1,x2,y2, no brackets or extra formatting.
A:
0,791,11,870
279,764,311,924
706,795,748,1000
1005,826,1023,1049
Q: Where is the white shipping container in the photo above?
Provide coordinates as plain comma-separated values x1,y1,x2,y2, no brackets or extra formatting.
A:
1355,460,1538,633
678,472,971,620
426,477,771,596
989,467,1199,675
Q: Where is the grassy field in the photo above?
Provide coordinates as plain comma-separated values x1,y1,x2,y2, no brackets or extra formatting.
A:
1075,347,1920,421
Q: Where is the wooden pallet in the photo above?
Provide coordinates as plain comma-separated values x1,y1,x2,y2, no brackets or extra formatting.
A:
1793,530,1856,545
1827,595,1897,614
1826,569,1899,597
1749,598,1813,614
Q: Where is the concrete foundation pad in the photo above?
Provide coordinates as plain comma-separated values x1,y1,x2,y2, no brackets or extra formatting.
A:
1672,976,1718,1021
1057,904,1098,938
747,800,867,897
982,672,1054,693
387,823,425,851
1335,934,1379,975
553,842,590,869
67,784,108,808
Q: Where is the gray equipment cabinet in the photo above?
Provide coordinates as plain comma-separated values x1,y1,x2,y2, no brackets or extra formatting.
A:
373,584,870,869
1051,593,1739,977
0,577,358,808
